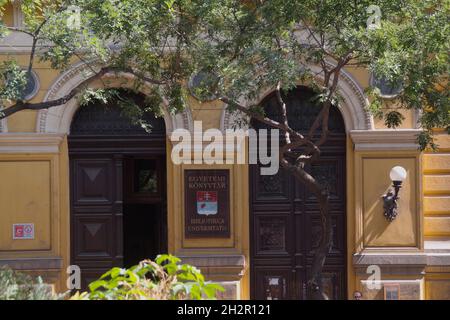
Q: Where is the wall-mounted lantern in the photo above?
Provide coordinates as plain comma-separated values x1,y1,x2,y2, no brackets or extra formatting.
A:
382,166,407,222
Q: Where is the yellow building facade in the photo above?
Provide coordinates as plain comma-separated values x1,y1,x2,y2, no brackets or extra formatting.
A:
0,4,449,300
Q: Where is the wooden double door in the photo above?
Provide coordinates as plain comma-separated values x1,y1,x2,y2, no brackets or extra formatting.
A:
69,150,167,289
69,91,167,289
250,149,347,300
250,87,347,300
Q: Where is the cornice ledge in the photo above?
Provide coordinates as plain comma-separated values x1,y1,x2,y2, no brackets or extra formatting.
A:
177,254,246,280
0,257,63,270
0,133,65,153
353,252,427,266
350,129,422,151
424,240,450,266
177,254,246,268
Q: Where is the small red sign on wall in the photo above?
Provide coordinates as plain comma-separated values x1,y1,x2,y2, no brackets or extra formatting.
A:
13,223,34,240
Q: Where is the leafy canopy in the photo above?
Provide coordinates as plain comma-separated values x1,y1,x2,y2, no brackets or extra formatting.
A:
0,0,448,148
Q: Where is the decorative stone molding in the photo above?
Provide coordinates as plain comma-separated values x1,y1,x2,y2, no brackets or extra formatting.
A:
350,129,422,151
178,254,246,282
424,241,450,266
0,257,63,270
353,253,427,284
353,253,427,268
0,133,64,153
36,61,194,135
353,250,450,272
221,63,373,132
0,31,33,53
426,254,450,266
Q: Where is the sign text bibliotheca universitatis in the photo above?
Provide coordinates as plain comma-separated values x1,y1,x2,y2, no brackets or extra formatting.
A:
184,170,230,238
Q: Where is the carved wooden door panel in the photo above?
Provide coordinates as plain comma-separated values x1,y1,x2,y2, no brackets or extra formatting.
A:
250,150,346,300
70,155,123,290
250,86,346,300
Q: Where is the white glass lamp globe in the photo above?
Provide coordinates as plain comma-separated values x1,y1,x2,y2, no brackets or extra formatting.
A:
390,166,407,182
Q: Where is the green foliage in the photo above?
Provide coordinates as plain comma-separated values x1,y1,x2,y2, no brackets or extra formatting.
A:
0,266,66,300
384,110,405,129
71,254,224,300
0,61,28,102
418,130,438,151
0,0,447,148
189,70,220,102
360,0,449,148
79,87,164,133
187,0,448,148
79,88,122,107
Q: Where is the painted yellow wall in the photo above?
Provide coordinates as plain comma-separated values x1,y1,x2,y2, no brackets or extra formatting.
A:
425,272,450,299
166,138,250,299
0,160,51,251
422,131,450,299
423,131,450,238
6,110,37,132
372,107,416,129
187,96,224,130
0,136,70,292
355,151,422,251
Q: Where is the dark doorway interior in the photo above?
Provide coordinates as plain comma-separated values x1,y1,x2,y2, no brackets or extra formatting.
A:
123,156,167,268
68,91,167,289
123,203,163,267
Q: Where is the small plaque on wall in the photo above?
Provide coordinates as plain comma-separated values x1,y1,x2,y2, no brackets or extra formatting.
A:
13,223,34,240
184,169,230,238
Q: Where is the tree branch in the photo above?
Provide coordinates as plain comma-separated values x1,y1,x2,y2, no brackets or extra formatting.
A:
0,67,166,119
275,81,291,144
219,96,306,142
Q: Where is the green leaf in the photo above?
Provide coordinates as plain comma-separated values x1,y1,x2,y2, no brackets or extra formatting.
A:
88,280,108,292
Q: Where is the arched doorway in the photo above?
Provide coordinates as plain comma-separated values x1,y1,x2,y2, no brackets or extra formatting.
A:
250,86,347,300
68,91,167,289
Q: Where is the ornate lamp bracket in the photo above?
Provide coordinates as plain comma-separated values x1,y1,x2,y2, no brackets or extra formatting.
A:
382,166,407,222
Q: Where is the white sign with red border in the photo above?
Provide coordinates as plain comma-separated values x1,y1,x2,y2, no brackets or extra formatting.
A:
13,223,35,240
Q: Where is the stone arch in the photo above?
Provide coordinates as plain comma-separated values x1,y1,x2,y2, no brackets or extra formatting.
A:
36,61,194,134
220,63,373,132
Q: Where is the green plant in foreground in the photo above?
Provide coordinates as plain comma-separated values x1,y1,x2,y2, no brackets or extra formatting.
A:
0,266,66,300
72,254,225,300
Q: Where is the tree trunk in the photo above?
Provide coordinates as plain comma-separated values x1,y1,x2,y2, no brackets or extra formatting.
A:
307,190,332,300
281,159,332,300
